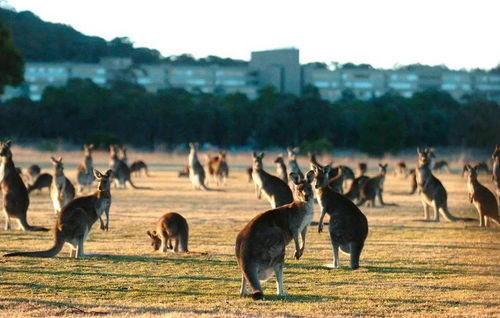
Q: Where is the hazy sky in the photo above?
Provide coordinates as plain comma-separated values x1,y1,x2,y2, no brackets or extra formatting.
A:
4,0,500,70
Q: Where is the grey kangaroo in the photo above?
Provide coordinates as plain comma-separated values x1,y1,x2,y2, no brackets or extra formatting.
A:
465,164,499,227
236,171,314,300
252,152,293,208
188,142,208,190
274,154,288,184
109,145,150,189
147,212,189,253
50,156,76,214
287,147,304,179
356,163,388,207
77,144,95,193
1,141,48,231
492,145,500,198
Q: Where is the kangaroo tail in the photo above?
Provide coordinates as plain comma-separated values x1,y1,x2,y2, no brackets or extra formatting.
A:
240,260,264,300
440,207,474,222
19,217,49,232
127,178,152,190
4,230,64,257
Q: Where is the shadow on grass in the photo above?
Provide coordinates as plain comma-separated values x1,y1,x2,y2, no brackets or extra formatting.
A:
364,265,464,275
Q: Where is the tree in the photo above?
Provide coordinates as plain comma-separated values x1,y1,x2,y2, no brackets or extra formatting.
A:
0,20,23,94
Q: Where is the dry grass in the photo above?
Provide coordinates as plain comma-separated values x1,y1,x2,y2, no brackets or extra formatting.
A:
0,148,499,317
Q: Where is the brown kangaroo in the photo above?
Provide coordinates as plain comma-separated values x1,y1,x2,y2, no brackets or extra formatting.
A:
4,169,112,258
287,147,304,179
206,151,229,186
274,154,288,184
77,144,95,193
109,145,150,189
147,212,189,253
465,164,499,227
416,148,469,222
130,160,150,177
50,157,76,214
492,145,500,198
27,173,52,194
1,141,48,231
251,152,293,208
356,164,388,207
308,153,353,193
357,162,367,177
313,164,368,269
236,171,314,300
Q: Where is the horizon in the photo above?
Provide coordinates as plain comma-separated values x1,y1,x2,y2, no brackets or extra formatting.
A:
3,0,500,71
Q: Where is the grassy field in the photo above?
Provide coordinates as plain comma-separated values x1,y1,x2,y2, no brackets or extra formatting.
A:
0,148,499,317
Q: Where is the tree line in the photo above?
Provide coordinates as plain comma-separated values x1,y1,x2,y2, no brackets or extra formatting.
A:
0,79,498,155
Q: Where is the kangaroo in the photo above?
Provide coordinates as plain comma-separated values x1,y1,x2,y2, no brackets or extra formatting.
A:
252,152,293,208
50,157,76,214
1,141,48,231
4,169,112,258
130,160,150,177
188,142,208,190
308,155,344,193
119,146,128,166
246,167,253,183
178,165,189,178
274,154,288,184
147,212,189,253
356,164,388,207
287,147,303,179
393,161,408,178
76,144,95,193
408,169,417,195
206,151,229,186
465,164,499,227
236,171,315,300
462,162,489,178
493,145,500,198
109,145,150,189
357,163,367,177
344,175,370,202
416,148,468,222
433,160,450,173
313,165,368,269
27,173,52,194
25,164,41,185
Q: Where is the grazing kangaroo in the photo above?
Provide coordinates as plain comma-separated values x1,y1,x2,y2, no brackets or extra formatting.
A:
287,147,303,179
433,160,450,173
464,165,499,227
130,160,150,177
178,165,189,178
206,151,229,186
1,141,48,231
356,164,388,207
147,212,189,253
493,145,500,198
188,143,208,190
357,163,367,177
393,161,408,178
408,169,417,195
109,145,150,189
252,152,293,208
236,171,315,300
416,148,468,222
50,157,76,214
313,165,368,269
274,155,288,184
27,173,52,194
462,162,490,178
77,144,95,193
4,169,112,258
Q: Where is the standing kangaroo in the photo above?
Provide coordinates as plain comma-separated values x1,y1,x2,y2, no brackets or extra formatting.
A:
147,212,189,253
4,169,112,258
492,145,500,198
1,141,48,231
465,164,499,227
274,154,288,184
252,152,293,208
356,164,388,207
109,145,150,189
236,171,315,300
77,144,95,193
206,151,229,186
50,157,76,214
287,147,303,179
313,165,368,269
188,142,208,190
416,148,466,222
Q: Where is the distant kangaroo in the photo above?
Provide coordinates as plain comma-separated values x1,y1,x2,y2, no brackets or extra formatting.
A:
147,212,189,253
416,148,469,222
252,152,293,208
313,164,368,269
274,154,288,184
344,175,370,202
27,173,52,194
356,164,388,207
287,147,303,179
50,156,76,214
408,168,417,195
188,142,208,190
119,146,128,166
308,153,353,193
77,144,95,193
178,165,189,178
464,164,499,227
491,145,500,198
25,164,41,185
462,162,490,178
357,162,367,177
206,151,229,186
109,145,150,189
130,160,150,177
236,171,315,300
4,169,112,258
1,140,48,231
393,161,408,178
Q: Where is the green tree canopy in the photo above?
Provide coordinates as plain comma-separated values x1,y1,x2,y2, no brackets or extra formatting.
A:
0,20,23,94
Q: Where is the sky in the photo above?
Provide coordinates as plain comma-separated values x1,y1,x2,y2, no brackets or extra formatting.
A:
3,0,500,70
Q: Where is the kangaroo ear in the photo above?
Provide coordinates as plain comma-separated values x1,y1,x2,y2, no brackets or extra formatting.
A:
50,156,58,164
416,147,421,154
57,156,63,162
305,170,315,183
147,231,155,238
105,169,112,177
259,152,264,159
5,140,12,147
252,151,257,158
293,147,300,153
289,172,301,185
93,169,103,179
323,165,331,174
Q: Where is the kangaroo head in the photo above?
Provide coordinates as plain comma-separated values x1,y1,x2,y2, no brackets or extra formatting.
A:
120,146,127,159
218,151,226,161
465,164,477,180
50,156,64,174
290,170,314,202
109,145,118,157
0,140,13,158
147,230,161,251
378,163,388,175
287,147,299,160
493,145,500,161
252,152,264,170
274,154,284,164
84,144,94,156
417,147,432,167
312,164,331,189
94,169,112,192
